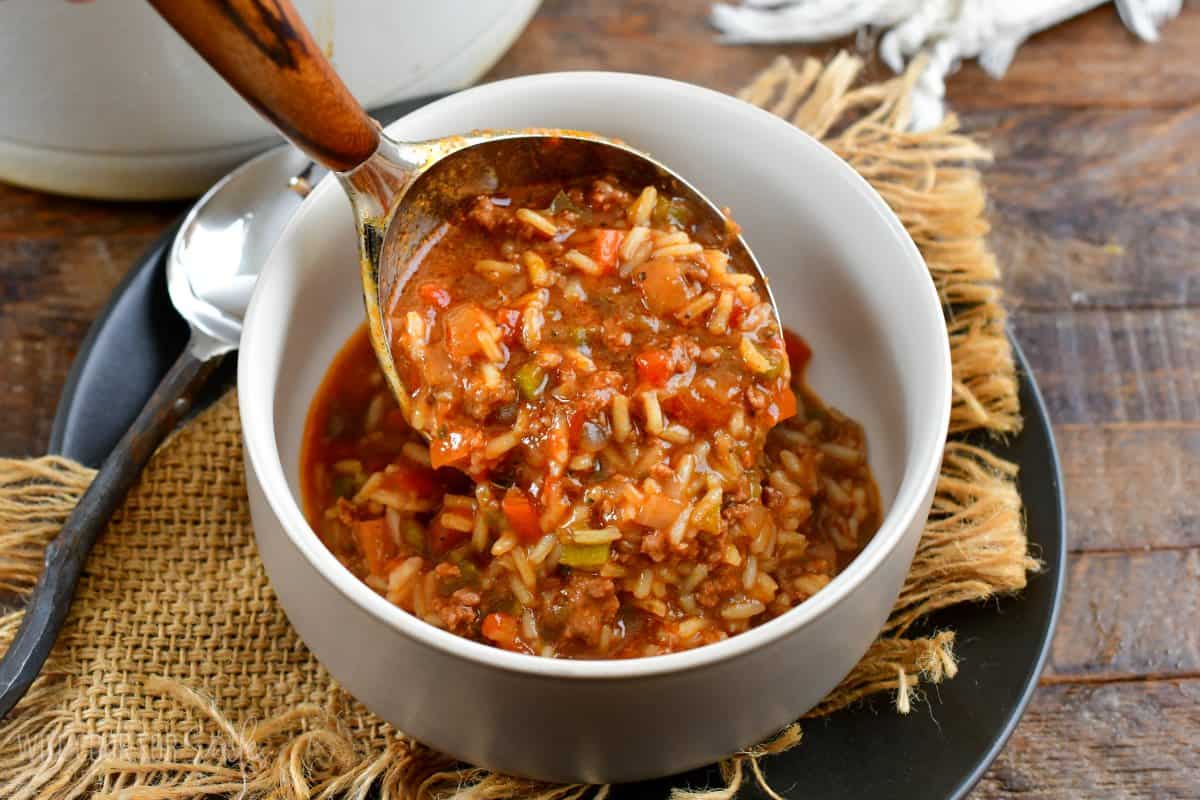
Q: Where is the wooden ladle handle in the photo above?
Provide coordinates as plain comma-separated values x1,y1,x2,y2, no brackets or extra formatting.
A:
147,0,380,172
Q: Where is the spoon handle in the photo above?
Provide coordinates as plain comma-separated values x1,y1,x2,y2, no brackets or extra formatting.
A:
0,342,222,719
146,0,379,173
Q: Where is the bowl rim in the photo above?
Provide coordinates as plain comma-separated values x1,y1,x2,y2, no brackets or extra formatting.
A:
238,70,952,681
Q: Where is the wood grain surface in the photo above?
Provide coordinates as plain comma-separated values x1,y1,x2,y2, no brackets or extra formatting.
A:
2,1,1197,796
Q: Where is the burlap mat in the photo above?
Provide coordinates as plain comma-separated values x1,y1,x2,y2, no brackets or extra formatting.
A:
0,53,1039,799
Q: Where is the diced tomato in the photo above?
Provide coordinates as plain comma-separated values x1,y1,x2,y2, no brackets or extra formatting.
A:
783,330,812,375
352,518,395,576
663,372,742,429
428,516,469,555
773,387,798,424
378,463,438,496
591,229,624,274
567,408,588,445
502,488,543,544
635,348,673,387
482,612,518,645
418,282,451,308
663,390,731,430
727,298,747,330
430,429,477,469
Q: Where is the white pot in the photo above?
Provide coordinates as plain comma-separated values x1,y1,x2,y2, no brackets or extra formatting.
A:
0,0,540,199
238,72,952,782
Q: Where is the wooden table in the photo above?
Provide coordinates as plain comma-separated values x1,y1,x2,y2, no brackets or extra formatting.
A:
2,3,1197,796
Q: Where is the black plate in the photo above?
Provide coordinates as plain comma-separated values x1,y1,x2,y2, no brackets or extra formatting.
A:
49,99,1065,800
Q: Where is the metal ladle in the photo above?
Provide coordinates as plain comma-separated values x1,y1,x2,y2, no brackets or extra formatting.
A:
145,0,783,430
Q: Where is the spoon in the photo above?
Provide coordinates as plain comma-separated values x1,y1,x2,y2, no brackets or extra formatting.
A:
0,143,323,718
144,0,783,433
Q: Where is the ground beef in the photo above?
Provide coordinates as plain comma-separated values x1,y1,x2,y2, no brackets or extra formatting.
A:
601,317,634,350
467,196,513,232
694,568,740,609
639,528,665,561
588,178,632,211
435,587,481,635
557,575,619,648
463,370,517,421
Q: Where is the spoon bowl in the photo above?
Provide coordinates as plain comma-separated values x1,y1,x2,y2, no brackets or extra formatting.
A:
168,143,318,357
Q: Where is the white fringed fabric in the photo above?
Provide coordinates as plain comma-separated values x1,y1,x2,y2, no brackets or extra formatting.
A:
711,0,1181,130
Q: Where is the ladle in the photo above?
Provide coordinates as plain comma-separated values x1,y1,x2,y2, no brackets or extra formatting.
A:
145,0,783,430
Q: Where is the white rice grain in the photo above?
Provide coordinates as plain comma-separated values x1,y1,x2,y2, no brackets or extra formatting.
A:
611,394,632,442
570,527,622,545
620,225,650,261
522,251,553,287
528,533,558,565
521,608,539,641
522,302,544,349
667,503,693,547
721,599,766,620
471,508,490,553
660,424,691,445
509,573,534,605
652,242,703,259
641,390,664,435
742,555,758,589
677,291,717,324
820,441,863,465
474,259,520,280
440,512,473,532
564,249,603,276
511,546,536,589
629,186,657,226
485,430,522,460
516,207,557,237
491,530,517,557
681,564,709,595
739,335,772,374
476,329,505,362
708,290,734,335
634,569,653,599
677,617,706,639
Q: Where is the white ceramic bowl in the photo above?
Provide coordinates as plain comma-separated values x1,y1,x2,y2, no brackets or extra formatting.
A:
239,72,951,783
0,0,539,200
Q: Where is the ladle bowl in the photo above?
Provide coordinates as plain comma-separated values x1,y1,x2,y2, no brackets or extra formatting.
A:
355,131,782,426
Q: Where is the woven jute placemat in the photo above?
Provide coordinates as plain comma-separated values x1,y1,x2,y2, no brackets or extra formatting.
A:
0,52,1039,800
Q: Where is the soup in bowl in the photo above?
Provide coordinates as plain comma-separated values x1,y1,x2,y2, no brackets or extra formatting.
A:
238,71,950,782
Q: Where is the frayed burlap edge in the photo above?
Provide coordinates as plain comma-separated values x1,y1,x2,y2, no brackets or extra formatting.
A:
741,53,1021,436
0,458,94,595
0,52,1036,799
